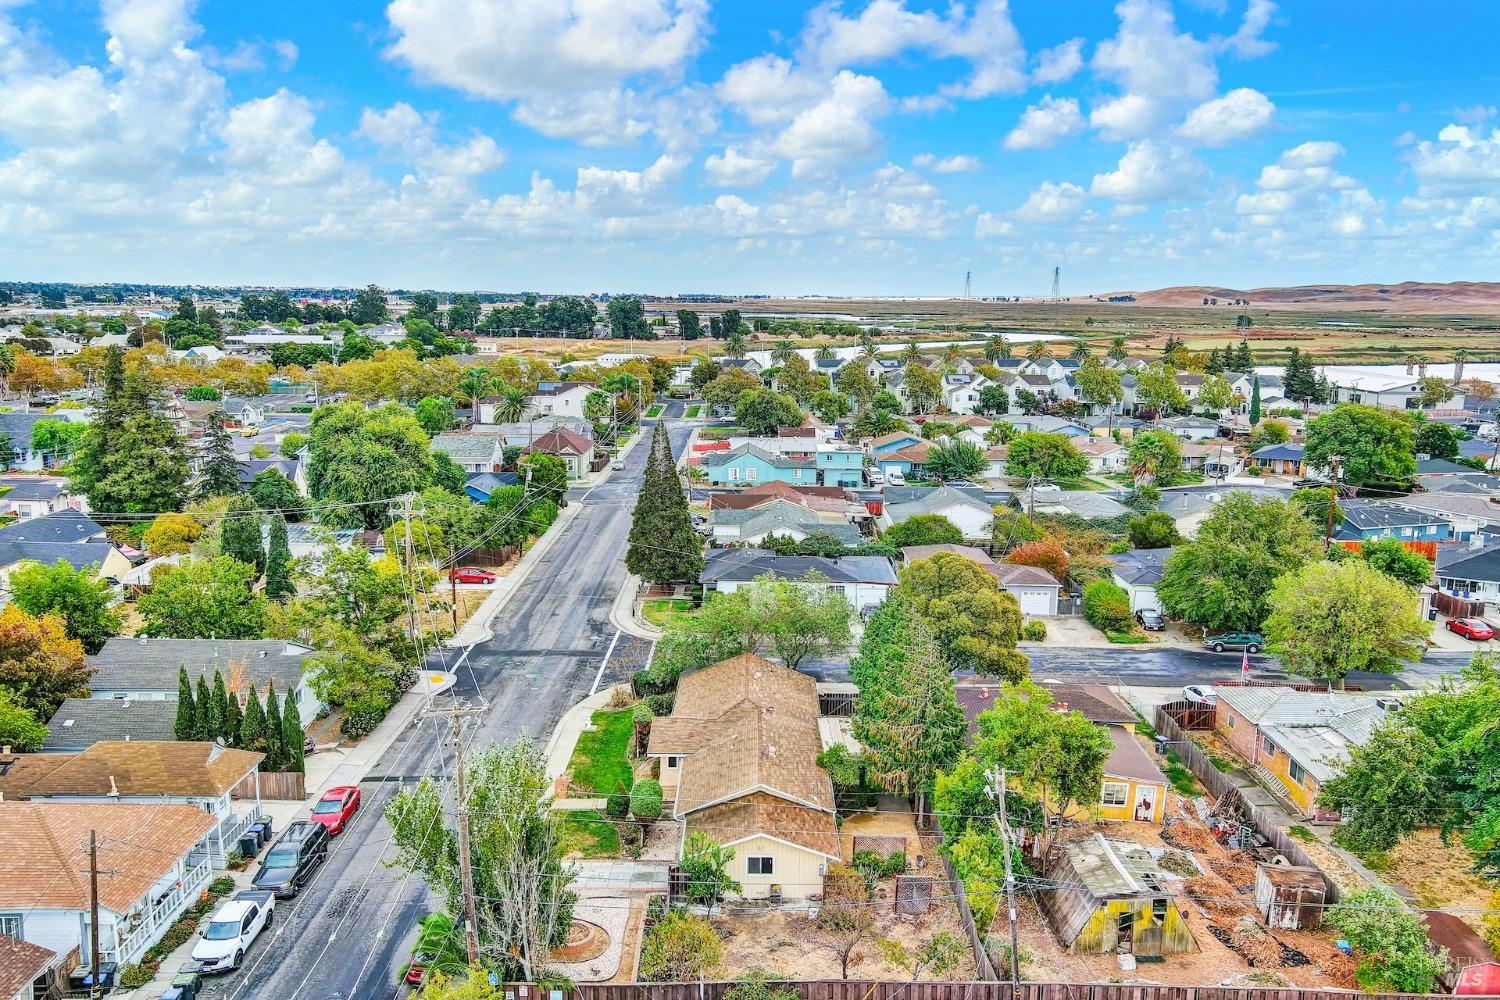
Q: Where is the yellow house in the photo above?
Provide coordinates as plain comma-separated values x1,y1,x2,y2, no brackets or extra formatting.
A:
646,654,840,901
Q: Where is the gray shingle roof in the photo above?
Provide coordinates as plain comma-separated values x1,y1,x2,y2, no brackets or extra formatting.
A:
701,550,898,586
88,638,315,693
431,433,501,461
1108,547,1174,584
43,698,178,751
885,485,994,522
0,540,116,573
0,412,61,451
0,479,66,501
0,511,105,545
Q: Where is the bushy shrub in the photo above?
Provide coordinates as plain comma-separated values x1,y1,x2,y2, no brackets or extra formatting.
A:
631,702,654,725
117,963,157,989
1083,579,1133,634
724,972,799,1000
852,849,906,879
1021,620,1047,641
644,692,676,716
639,911,721,981
209,876,237,896
605,780,631,819
340,705,385,739
630,778,663,821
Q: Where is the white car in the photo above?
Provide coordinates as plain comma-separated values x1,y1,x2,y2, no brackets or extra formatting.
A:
191,891,274,973
886,470,907,486
1182,684,1218,705
867,471,885,485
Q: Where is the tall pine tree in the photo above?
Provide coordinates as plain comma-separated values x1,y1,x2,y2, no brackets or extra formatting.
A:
264,513,295,601
212,671,232,742
194,674,215,741
174,665,197,740
263,681,284,771
281,689,305,774
241,685,267,753
221,495,266,577
1249,376,1262,426
76,364,190,513
198,410,243,499
1236,338,1254,371
625,421,703,585
69,348,127,503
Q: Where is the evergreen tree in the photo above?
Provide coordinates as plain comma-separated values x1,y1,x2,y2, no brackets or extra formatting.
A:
625,422,704,585
263,681,284,770
220,495,266,576
1249,376,1263,426
281,689,305,773
264,514,295,601
194,674,215,741
1283,347,1318,402
1314,371,1332,406
174,665,196,741
68,348,127,501
1204,347,1223,375
1236,338,1254,371
225,688,244,747
74,363,190,513
212,671,232,742
241,685,267,752
198,410,242,499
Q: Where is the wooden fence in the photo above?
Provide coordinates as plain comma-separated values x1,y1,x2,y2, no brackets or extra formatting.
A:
232,770,306,801
535,982,1500,1000
1152,707,1339,903
819,690,858,717
940,850,999,982
1159,700,1215,730
1432,590,1486,619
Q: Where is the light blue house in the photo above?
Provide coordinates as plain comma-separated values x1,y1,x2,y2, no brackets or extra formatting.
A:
1334,499,1451,543
816,446,864,487
701,443,818,486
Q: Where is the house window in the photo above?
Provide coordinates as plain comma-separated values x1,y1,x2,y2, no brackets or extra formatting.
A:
666,756,681,770
0,913,20,938
747,856,774,876
1101,782,1129,807
1226,714,1235,728
746,468,757,481
728,468,739,481
1263,737,1277,756
1288,759,1307,784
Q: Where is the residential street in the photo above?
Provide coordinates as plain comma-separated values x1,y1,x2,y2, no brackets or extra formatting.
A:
203,419,692,1000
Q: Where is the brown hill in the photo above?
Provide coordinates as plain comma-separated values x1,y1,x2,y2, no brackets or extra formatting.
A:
1096,281,1500,312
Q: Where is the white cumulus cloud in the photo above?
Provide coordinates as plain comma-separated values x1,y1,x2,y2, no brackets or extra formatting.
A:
1090,140,1207,205
1004,95,1084,150
1015,180,1088,222
1176,88,1275,145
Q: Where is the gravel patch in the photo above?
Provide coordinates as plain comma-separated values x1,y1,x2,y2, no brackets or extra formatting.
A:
548,895,631,983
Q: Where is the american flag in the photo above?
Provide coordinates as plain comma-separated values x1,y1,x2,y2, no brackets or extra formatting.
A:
1241,647,1251,679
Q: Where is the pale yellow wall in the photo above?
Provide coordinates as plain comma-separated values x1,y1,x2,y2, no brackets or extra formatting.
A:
728,835,830,901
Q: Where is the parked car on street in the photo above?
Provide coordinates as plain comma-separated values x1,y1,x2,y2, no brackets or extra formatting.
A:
1202,631,1263,653
448,566,497,584
308,785,361,835
611,459,625,470
1135,608,1166,631
1446,617,1496,641
1182,684,1218,705
252,821,329,898
191,891,274,973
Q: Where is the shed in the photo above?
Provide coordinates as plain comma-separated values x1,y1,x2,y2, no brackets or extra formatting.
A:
1254,863,1326,930
1039,834,1198,957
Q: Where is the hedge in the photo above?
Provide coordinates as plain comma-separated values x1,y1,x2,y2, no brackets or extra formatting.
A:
1083,579,1134,634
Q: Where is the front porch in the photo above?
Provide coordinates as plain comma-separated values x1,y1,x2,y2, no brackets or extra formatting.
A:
98,841,214,966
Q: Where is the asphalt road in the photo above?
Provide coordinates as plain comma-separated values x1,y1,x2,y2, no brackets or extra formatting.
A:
205,419,691,1000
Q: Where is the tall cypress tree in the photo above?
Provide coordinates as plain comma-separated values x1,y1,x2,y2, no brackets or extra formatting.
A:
174,665,197,741
263,681,284,771
198,410,242,499
212,671,232,742
1249,376,1262,426
281,690,305,774
225,688,244,747
264,513,295,601
625,421,703,585
194,674,215,741
241,686,267,753
221,495,266,577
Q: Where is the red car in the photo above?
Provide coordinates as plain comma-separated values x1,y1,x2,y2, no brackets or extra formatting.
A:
1447,617,1496,640
448,566,497,584
309,785,361,834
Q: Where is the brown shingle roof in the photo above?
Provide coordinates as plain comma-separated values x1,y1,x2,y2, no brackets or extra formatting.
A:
17,741,262,799
685,790,840,859
705,482,849,512
0,753,68,800
0,801,216,912
0,937,54,997
672,653,819,724
988,563,1062,588
524,427,593,456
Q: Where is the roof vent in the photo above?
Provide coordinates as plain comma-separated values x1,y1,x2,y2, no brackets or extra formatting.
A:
62,719,74,728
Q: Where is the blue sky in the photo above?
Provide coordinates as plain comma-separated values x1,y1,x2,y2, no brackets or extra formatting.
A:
1,0,1498,295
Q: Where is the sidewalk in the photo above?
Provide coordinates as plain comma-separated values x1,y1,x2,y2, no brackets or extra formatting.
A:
447,498,585,646
544,688,616,783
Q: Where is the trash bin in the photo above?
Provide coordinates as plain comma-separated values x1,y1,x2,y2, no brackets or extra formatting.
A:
258,816,273,841
1428,607,1438,621
239,833,260,858
1154,735,1170,756
248,822,266,847
160,989,187,1000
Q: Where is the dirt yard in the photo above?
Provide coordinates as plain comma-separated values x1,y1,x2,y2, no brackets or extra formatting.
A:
1367,829,1495,929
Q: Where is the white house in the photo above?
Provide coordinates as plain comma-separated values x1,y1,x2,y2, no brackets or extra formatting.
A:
1157,416,1221,442
1320,367,1464,413
0,799,219,968
700,551,898,614
526,381,595,419
430,432,503,473
880,485,995,541
941,373,990,415
899,543,1061,615
1107,548,1173,612
1075,437,1127,474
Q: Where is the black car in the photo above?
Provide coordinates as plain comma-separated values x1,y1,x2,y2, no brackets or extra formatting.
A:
252,821,329,899
1135,608,1166,631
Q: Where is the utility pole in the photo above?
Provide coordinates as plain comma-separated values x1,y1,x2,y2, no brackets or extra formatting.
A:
990,769,1021,994
451,715,481,965
88,830,102,1000
398,493,419,640
1323,455,1342,551
448,544,459,632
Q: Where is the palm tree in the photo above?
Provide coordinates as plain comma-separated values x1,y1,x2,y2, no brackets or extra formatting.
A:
1026,341,1051,363
1454,348,1469,384
459,365,490,404
982,337,1005,363
902,341,922,364
859,329,876,357
725,330,748,359
943,345,961,367
815,344,836,363
1069,342,1091,361
490,385,530,423
771,338,796,364
1107,336,1128,361
1405,353,1416,375
1416,355,1429,378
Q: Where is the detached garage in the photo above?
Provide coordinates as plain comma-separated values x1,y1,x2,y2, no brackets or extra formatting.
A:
990,563,1062,616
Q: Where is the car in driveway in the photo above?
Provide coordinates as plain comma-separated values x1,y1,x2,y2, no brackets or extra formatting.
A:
191,891,274,973
1446,617,1496,640
1202,631,1263,653
309,785,361,835
448,566,497,584
1182,684,1218,705
252,821,329,898
1135,608,1166,631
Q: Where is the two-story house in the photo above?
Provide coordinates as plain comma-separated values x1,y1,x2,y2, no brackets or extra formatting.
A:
814,445,864,487
701,443,819,487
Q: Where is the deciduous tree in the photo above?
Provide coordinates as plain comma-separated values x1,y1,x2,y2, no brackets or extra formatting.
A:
0,606,91,719
882,513,963,548
1005,432,1088,481
1304,403,1416,488
139,557,267,639
9,559,122,654
926,438,987,480
898,552,1028,681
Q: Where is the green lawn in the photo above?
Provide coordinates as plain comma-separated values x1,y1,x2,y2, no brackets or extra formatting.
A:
1163,751,1202,795
685,405,701,417
642,598,697,629
566,709,635,796
646,404,663,417
555,809,622,858
1107,633,1151,644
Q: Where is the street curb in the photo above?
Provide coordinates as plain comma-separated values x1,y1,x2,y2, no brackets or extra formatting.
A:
544,688,617,783
445,500,585,647
611,573,662,640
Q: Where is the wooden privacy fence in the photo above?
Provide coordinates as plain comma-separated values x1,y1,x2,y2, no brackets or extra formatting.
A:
1152,707,1339,903
232,770,306,801
542,982,1500,1000
940,851,999,982
1159,700,1215,730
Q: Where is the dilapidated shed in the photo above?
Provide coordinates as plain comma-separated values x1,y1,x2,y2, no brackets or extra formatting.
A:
1254,863,1326,930
1040,834,1198,957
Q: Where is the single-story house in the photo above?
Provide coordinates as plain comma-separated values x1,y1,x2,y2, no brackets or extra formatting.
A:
1158,415,1221,442
1435,541,1500,605
42,698,178,752
957,682,1167,822
704,482,864,519
711,499,861,548
899,544,1061,615
1040,835,1198,956
473,417,595,449
1250,443,1305,476
700,551,897,613
0,477,74,521
702,443,819,487
1392,493,1500,541
0,741,263,866
0,412,83,472
1107,548,1173,612
87,637,323,725
1015,485,1131,520
1075,438,1127,474
1335,499,1451,544
872,440,932,479
464,471,520,502
431,433,503,474
1157,491,1215,538
647,654,839,900
1179,441,1242,478
0,937,56,1000
523,427,596,480
880,485,994,541
0,800,218,967
1213,686,1397,817
0,510,106,545
0,539,132,592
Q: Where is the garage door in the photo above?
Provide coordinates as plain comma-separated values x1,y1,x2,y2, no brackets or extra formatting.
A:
1010,587,1053,616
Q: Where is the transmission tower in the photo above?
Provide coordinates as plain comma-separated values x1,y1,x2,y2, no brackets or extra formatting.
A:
1051,266,1061,301
964,271,972,299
